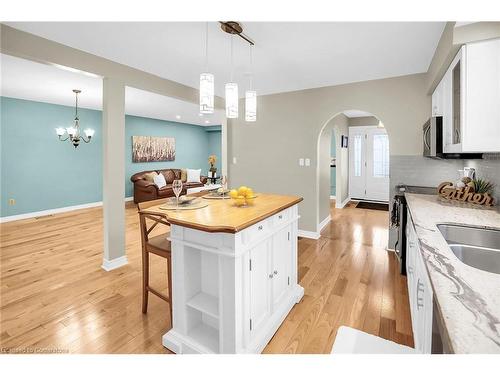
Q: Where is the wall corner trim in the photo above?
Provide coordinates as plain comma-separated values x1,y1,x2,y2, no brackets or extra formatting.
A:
298,229,321,240
318,215,331,234
101,255,128,271
335,197,351,209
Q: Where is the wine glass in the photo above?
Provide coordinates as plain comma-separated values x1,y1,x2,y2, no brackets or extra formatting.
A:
172,179,183,209
221,175,227,199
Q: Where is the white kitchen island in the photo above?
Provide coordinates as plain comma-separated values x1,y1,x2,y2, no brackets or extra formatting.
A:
143,193,304,353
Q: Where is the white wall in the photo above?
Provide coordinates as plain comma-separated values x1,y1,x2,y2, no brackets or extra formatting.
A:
228,73,429,233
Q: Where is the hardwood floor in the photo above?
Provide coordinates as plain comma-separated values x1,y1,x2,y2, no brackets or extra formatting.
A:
0,200,412,354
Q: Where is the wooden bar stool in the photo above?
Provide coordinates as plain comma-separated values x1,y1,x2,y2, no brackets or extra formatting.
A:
137,198,173,319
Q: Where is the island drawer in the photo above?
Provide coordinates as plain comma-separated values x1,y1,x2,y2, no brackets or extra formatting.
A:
242,218,271,244
272,208,291,227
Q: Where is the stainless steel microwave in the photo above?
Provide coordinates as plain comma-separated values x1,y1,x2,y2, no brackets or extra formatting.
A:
423,116,482,159
423,116,443,158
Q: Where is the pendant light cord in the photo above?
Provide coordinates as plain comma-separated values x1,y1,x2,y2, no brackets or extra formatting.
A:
249,44,253,90
204,22,209,71
74,91,79,120
230,35,234,82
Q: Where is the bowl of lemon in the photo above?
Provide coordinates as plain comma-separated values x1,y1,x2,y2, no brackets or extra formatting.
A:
229,186,256,207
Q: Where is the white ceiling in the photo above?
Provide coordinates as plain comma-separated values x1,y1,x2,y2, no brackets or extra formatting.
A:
4,22,445,97
0,53,224,126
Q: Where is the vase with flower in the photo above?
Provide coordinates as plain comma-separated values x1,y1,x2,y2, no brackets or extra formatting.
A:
208,154,217,179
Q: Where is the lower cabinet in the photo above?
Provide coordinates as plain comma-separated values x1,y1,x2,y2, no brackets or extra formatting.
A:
406,209,433,353
247,224,293,343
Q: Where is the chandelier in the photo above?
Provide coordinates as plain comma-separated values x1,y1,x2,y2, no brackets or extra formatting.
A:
55,89,95,148
199,22,257,122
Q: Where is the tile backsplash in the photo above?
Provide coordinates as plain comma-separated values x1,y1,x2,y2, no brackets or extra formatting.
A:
388,154,499,249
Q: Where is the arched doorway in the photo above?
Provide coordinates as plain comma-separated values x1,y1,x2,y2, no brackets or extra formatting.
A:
316,110,390,232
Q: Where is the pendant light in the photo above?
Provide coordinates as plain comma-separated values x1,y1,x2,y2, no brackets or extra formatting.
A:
225,35,239,118
245,44,257,122
200,23,214,114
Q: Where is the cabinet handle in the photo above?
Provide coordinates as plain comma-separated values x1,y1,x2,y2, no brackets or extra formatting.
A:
258,225,263,231
273,270,278,275
268,273,274,279
278,214,283,219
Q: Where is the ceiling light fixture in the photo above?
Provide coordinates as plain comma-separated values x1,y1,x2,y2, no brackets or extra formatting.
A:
55,89,94,148
205,120,210,124
245,44,257,122
200,22,214,114
176,115,181,119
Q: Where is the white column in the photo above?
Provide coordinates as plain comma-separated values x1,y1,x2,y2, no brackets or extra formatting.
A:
101,77,127,271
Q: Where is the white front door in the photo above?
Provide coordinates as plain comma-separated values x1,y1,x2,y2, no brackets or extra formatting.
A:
349,126,390,202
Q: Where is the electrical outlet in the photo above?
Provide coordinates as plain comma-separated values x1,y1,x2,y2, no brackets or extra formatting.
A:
305,158,311,167
299,158,304,166
232,157,237,164
8,198,15,206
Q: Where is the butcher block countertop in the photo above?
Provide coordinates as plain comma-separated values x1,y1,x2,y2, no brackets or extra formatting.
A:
141,193,303,233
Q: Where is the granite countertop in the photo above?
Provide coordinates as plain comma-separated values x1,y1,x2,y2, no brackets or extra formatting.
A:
405,193,500,353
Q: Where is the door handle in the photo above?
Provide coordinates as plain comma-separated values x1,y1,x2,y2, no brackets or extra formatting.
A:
268,273,274,279
273,270,278,275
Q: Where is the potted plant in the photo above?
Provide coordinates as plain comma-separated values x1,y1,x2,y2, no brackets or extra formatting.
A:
208,155,217,178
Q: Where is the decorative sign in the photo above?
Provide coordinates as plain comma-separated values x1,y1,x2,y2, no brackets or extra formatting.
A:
437,182,494,207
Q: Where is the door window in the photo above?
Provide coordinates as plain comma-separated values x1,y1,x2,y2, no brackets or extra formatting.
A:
353,135,362,177
372,134,389,178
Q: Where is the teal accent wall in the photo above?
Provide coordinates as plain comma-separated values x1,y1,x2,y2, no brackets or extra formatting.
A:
1,97,103,217
330,134,336,196
0,97,222,217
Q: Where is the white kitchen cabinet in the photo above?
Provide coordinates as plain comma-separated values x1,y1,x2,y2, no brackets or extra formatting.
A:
246,224,294,344
163,205,304,354
248,239,272,339
435,38,500,153
406,209,433,353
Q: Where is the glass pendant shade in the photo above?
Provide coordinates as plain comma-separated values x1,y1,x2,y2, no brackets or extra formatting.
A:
245,90,257,122
84,129,95,138
55,127,66,136
199,72,214,114
66,127,76,136
225,82,239,118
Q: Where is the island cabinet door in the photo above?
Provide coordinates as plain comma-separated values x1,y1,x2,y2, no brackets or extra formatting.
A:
248,239,272,340
271,225,293,310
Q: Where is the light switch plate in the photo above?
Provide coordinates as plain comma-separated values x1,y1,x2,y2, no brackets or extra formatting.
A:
232,157,237,164
299,158,304,166
305,158,311,166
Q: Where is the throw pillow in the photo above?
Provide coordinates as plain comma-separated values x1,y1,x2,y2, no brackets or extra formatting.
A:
143,172,157,182
186,169,202,183
153,173,167,189
180,168,187,182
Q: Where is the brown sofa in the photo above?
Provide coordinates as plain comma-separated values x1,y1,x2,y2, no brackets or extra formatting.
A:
131,169,207,203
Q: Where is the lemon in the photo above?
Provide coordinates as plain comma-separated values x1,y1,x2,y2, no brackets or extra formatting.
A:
229,189,238,199
245,188,254,198
238,186,248,196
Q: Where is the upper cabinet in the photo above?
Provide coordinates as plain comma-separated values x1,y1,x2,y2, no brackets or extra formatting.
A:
433,38,500,153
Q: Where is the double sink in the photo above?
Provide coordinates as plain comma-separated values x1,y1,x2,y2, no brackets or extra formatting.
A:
437,224,500,275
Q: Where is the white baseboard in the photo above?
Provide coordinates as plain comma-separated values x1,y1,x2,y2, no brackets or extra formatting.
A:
298,229,320,240
330,195,336,200
101,255,128,271
335,197,351,209
318,214,331,233
0,197,135,223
